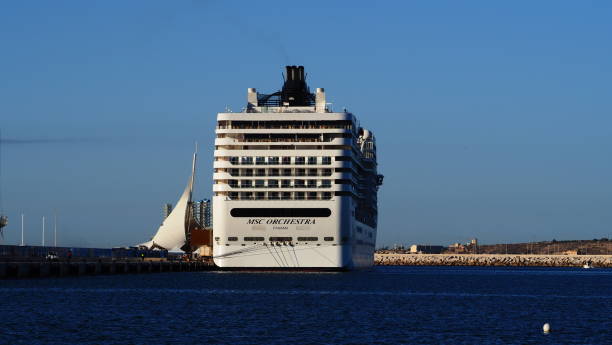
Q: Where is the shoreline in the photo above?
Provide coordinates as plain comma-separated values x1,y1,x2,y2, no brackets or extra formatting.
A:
375,253,612,268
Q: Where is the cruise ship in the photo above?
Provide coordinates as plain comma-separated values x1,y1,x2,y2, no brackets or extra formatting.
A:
213,66,383,269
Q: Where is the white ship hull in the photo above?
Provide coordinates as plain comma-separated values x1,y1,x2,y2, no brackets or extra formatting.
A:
212,198,376,269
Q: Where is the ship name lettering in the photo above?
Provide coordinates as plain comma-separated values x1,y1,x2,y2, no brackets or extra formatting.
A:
246,218,317,225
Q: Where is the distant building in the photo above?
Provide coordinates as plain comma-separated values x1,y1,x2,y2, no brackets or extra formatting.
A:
193,199,212,228
162,203,173,221
410,244,446,254
448,242,465,253
464,238,479,254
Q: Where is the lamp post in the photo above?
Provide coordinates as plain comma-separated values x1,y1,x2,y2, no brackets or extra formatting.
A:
21,213,24,246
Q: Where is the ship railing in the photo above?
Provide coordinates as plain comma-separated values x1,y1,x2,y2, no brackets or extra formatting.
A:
226,172,333,177
225,162,334,170
225,196,334,201
225,195,334,201
225,185,334,189
217,125,352,130
240,138,334,143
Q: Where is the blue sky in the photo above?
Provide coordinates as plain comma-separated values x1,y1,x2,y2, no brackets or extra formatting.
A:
0,1,611,247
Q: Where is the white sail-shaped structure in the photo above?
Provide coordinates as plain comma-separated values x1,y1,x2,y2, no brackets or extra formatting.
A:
140,151,197,251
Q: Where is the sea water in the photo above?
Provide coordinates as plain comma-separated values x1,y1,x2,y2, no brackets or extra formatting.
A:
1,266,610,344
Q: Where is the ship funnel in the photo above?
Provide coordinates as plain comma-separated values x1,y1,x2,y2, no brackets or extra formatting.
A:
285,65,305,82
282,65,311,106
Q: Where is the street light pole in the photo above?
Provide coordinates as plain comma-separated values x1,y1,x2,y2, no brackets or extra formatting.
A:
21,213,24,246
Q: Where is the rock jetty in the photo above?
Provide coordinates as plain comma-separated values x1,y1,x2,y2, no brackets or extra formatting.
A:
375,253,612,268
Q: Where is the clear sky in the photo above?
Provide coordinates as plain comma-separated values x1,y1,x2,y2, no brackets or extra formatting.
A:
0,1,611,248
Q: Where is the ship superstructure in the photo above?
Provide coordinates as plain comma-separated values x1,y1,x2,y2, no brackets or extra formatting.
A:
213,66,382,269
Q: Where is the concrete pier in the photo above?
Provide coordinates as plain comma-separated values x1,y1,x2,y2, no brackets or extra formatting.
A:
375,253,612,267
17,263,30,278
39,263,51,277
0,260,215,279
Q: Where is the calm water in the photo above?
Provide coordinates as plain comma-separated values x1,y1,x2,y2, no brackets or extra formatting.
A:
1,266,610,345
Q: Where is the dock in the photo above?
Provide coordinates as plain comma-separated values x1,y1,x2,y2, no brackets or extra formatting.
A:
0,260,215,279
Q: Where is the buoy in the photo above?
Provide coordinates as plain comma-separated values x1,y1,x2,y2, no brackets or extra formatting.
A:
543,323,551,333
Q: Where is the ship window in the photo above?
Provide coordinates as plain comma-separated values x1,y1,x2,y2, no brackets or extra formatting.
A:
229,169,239,176
269,169,280,176
244,169,253,176
256,192,265,200
295,192,305,200
322,169,332,176
241,180,252,188
269,237,292,242
322,192,332,200
241,192,253,200
282,169,292,176
322,157,332,165
307,180,316,188
308,157,317,165
308,169,318,176
256,157,266,165
255,180,265,188
281,180,291,188
269,192,280,200
281,192,292,200
295,157,305,165
244,237,264,241
230,208,332,217
214,237,220,241
295,180,305,188
335,156,350,161
324,237,334,241
297,237,318,242
229,192,238,200
307,192,318,200
241,156,253,164
256,169,266,176
228,237,238,241
268,157,279,165
230,157,239,165
296,169,305,176
282,156,291,164
321,180,331,188
268,180,279,188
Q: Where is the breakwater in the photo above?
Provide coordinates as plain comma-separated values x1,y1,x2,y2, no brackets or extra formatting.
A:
375,253,612,267
0,260,214,279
